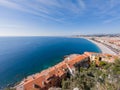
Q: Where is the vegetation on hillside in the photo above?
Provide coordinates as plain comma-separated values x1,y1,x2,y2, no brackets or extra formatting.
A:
5,59,120,90
62,59,120,90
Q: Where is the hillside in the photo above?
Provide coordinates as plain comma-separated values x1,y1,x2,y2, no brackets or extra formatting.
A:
61,59,120,90
4,53,120,90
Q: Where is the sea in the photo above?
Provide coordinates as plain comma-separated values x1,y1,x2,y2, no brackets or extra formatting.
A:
0,37,101,89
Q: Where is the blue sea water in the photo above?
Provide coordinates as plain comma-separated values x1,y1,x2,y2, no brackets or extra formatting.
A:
0,37,101,88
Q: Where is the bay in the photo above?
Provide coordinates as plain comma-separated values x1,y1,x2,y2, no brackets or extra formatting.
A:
0,37,101,88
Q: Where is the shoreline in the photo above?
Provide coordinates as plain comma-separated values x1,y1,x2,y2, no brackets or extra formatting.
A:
83,37,116,55
15,51,118,90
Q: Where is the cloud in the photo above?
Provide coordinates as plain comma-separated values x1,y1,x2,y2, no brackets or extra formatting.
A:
77,0,86,9
0,0,120,24
87,0,120,24
103,16,120,24
0,0,86,22
0,0,22,10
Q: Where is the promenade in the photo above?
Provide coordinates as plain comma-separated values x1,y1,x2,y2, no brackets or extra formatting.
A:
84,38,116,55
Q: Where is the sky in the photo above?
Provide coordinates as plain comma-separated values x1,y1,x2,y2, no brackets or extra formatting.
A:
0,0,120,36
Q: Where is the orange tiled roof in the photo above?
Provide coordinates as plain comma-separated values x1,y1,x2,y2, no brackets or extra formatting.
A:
17,53,90,90
16,52,119,90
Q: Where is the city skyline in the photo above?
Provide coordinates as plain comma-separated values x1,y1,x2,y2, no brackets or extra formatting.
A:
0,0,120,36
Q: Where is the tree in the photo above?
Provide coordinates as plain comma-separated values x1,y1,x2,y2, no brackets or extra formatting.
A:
61,58,120,90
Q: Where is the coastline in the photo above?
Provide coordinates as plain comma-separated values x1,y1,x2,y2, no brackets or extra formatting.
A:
15,50,119,90
83,37,116,55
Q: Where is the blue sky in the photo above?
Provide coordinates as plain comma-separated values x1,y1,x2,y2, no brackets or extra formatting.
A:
0,0,120,36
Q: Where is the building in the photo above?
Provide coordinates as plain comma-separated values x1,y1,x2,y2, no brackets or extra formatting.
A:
15,52,117,90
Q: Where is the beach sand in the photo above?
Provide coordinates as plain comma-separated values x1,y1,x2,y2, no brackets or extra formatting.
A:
84,38,116,55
